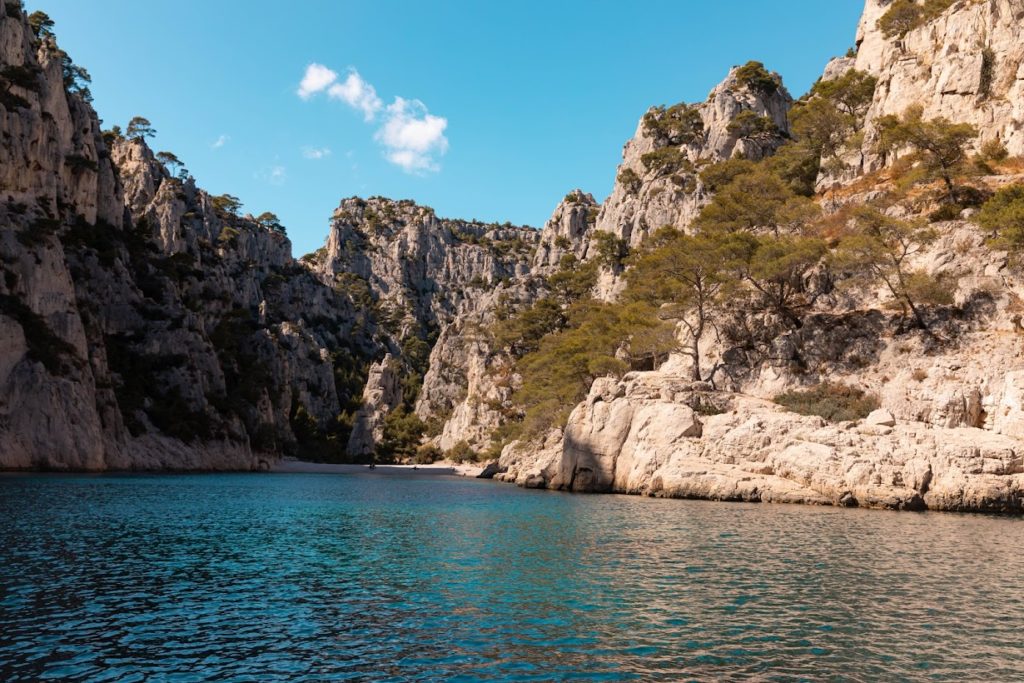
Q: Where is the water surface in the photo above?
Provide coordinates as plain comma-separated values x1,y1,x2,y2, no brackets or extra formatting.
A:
1,472,1022,681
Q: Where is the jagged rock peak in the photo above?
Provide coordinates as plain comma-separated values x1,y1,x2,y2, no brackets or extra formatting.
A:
532,189,599,271
330,195,534,238
595,62,794,248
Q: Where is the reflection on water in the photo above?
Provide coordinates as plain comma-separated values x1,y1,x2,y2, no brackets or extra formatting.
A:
1,472,1022,681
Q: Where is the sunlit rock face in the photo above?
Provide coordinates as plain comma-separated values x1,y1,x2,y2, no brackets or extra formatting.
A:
853,0,1024,169
0,5,368,470
595,65,793,249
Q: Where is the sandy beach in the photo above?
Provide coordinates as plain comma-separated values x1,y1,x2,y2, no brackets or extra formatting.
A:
271,459,487,478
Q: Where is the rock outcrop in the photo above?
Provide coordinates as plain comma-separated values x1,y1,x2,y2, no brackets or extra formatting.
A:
497,374,1024,513
495,211,1024,513
595,65,793,249
853,0,1024,168
0,5,373,470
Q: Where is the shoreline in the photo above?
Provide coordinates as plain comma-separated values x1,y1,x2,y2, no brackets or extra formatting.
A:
270,459,488,478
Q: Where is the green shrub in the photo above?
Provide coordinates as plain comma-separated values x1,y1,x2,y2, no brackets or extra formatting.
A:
592,231,629,269
978,184,1024,249
502,300,676,442
64,154,99,174
642,103,704,145
617,168,641,194
492,297,567,357
1,64,40,90
774,382,879,423
979,139,1009,163
218,226,240,246
445,440,480,463
699,158,758,192
547,254,598,302
413,444,442,464
640,146,692,175
735,61,779,95
877,0,956,38
877,0,921,37
727,111,781,139
980,47,996,98
376,407,425,462
928,203,962,222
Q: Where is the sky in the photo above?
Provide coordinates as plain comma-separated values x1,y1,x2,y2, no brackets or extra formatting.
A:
30,0,865,256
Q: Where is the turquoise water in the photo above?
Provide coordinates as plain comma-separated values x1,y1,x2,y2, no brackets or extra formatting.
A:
1,473,1022,682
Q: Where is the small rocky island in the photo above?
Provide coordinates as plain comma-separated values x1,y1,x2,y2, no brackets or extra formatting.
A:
2,0,1024,512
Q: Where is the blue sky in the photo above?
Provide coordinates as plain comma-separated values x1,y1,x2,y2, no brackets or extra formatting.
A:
31,0,864,255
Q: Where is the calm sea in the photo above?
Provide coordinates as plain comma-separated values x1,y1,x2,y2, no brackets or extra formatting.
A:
1,472,1022,681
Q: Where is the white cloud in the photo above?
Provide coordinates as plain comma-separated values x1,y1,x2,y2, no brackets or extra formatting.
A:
302,146,332,160
375,97,449,173
256,165,287,186
327,70,383,121
297,64,449,174
297,63,338,99
211,134,229,149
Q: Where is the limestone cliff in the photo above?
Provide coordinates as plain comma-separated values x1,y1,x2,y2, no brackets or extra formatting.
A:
495,212,1024,511
595,64,793,249
482,1,1024,513
850,0,1024,172
309,196,541,456
0,4,374,470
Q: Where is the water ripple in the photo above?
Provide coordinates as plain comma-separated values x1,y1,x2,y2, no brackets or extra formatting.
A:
1,473,1022,681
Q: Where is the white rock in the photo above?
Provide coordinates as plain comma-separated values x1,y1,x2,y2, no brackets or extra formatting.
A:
866,409,896,427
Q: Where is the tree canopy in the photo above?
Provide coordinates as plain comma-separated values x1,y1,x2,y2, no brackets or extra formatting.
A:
832,205,945,330
977,184,1024,250
27,10,54,39
126,116,156,140
877,105,977,204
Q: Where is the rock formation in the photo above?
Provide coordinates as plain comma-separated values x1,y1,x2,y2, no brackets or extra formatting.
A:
497,375,1024,513
5,0,1024,519
0,5,373,470
594,64,793,249
852,0,1024,169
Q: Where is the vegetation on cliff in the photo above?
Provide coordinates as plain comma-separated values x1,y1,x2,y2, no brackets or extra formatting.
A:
482,59,1013,451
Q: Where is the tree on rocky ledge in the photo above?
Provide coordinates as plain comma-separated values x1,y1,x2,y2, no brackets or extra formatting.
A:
156,151,183,178
27,10,54,39
211,194,242,217
626,228,739,382
833,206,948,331
256,212,286,235
877,105,977,205
126,116,156,141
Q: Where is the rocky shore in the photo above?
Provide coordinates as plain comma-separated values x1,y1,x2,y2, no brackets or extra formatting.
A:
495,374,1024,513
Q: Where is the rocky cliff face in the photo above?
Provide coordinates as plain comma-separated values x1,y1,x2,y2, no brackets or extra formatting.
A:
480,2,1024,513
497,375,1024,512
852,0,1024,169
595,65,793,249
494,194,1024,511
0,4,374,470
308,196,542,456
315,197,538,331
